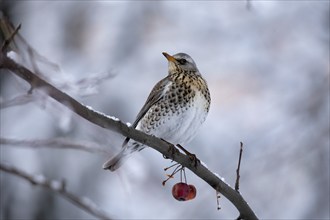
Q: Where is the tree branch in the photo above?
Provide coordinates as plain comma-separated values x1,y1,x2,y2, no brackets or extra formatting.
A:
0,45,258,220
0,162,112,220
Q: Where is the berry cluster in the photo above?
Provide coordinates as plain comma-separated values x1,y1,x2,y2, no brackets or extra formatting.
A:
172,182,196,201
162,163,197,201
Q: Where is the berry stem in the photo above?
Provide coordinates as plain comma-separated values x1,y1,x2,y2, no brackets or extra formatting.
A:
164,162,179,171
162,164,183,185
180,167,183,182
183,167,187,184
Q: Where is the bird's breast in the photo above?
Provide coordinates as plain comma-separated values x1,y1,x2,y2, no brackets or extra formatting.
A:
137,83,210,145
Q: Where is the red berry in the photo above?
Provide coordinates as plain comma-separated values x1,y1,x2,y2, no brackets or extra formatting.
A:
172,182,189,201
186,184,197,200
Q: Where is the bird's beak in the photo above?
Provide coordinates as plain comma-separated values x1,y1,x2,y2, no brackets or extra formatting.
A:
162,52,176,62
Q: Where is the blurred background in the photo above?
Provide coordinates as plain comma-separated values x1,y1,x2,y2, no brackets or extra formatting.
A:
0,1,329,219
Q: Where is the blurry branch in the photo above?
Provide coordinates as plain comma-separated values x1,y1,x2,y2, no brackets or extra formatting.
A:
1,17,114,99
0,25,258,220
1,17,114,105
0,71,114,110
69,73,115,96
59,71,116,98
0,94,36,109
246,0,252,11
0,162,112,220
1,22,21,52
1,16,59,73
0,137,110,154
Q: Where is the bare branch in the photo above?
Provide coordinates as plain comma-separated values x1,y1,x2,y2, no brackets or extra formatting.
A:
0,137,110,154
235,142,244,191
1,23,21,52
0,162,112,220
0,49,258,220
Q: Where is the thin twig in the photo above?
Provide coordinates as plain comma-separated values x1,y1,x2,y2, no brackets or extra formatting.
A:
0,162,112,220
235,142,244,191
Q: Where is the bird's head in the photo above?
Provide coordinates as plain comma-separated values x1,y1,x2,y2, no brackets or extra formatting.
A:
162,52,199,74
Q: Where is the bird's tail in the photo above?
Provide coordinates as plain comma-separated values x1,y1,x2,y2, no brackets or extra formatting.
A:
103,148,130,171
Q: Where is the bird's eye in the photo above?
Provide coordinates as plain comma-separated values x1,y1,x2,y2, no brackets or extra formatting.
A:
178,59,187,65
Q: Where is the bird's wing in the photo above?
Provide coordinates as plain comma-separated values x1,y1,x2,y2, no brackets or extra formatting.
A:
122,76,171,147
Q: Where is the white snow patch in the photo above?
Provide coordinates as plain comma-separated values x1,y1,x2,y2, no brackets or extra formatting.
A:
107,115,119,121
126,122,132,127
85,105,92,110
7,51,21,62
213,172,230,186
84,104,119,121
33,174,46,184
200,160,208,168
81,197,99,210
213,172,221,179
50,180,63,190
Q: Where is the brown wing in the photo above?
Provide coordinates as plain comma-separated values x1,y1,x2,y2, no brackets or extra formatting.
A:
122,76,171,147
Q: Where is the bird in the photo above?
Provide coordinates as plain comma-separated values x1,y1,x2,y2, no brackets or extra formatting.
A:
103,52,211,171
